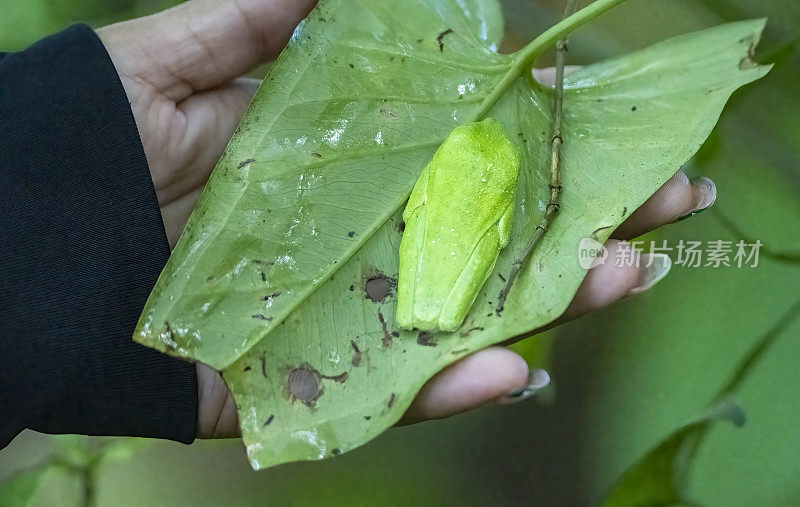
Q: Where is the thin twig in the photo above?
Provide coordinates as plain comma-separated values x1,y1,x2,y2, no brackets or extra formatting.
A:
497,0,579,313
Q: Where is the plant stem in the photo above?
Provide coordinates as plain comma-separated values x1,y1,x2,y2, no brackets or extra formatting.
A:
712,210,800,266
716,297,800,398
496,0,579,313
471,0,628,121
83,466,95,507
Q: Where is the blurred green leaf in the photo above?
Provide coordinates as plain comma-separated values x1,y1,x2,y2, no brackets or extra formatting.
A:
602,397,745,507
49,435,148,470
603,297,800,506
51,435,95,470
1,0,182,51
0,468,46,507
98,439,148,465
0,436,150,507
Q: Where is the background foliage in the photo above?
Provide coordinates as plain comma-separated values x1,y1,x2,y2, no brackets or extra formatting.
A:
1,0,797,505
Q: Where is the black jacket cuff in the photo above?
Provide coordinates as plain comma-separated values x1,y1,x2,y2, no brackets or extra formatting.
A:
0,24,197,445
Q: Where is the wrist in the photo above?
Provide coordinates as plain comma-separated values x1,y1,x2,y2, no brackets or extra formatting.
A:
196,362,240,438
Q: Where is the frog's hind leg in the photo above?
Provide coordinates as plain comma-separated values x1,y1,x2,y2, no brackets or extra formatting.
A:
397,203,428,330
437,228,502,332
402,162,431,221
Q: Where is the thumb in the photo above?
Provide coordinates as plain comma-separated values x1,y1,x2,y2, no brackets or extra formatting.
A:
99,0,317,101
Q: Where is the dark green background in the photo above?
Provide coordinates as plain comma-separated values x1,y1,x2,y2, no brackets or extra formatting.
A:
1,0,798,505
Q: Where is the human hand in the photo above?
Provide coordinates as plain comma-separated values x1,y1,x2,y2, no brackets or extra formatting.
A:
98,0,318,247
97,0,716,437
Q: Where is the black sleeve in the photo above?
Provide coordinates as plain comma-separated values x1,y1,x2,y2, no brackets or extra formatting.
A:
0,24,197,446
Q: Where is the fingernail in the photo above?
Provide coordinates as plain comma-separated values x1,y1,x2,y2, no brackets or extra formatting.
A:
497,369,551,405
629,253,672,295
677,176,717,221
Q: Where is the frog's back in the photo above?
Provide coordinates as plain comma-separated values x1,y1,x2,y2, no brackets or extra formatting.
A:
398,119,520,332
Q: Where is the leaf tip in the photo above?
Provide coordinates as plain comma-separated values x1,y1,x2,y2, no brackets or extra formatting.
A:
713,396,747,428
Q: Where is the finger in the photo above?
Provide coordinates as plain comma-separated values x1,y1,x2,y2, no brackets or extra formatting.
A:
196,362,240,439
612,171,717,239
154,77,261,208
400,347,532,424
160,186,203,248
99,0,317,101
560,239,671,322
160,78,260,246
531,65,582,87
178,77,262,176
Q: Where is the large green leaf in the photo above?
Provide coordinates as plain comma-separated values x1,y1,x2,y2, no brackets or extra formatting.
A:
133,0,768,469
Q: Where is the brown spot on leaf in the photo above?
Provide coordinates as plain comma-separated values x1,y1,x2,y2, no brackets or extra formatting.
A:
286,363,324,405
417,331,436,347
460,326,485,337
321,371,348,383
379,107,399,120
738,43,758,69
162,321,177,352
365,273,396,303
284,362,348,406
591,225,613,239
437,29,453,52
351,340,362,367
378,312,392,348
